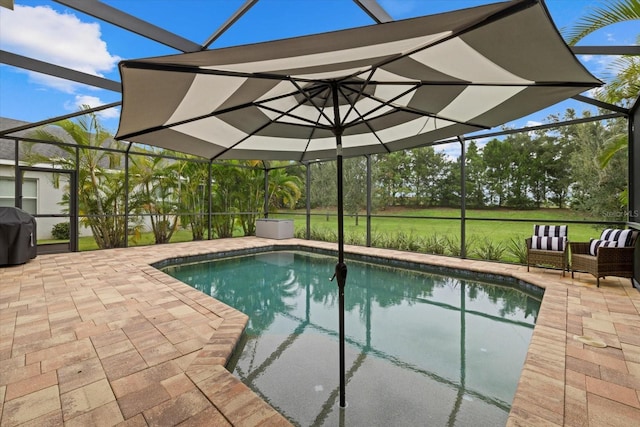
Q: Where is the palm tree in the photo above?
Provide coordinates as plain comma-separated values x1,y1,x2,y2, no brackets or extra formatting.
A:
30,108,131,249
129,154,181,244
564,0,640,206
563,0,640,46
267,166,302,210
176,159,210,240
235,160,265,236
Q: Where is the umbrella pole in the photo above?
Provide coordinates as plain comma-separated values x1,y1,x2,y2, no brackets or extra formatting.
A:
331,82,347,409
335,144,347,408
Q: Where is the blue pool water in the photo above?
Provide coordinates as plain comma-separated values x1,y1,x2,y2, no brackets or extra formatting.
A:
163,250,541,426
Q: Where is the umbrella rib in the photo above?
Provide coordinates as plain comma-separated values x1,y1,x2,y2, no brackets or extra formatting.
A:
337,85,391,154
299,95,332,162
257,104,333,130
288,79,335,126
253,81,332,129
340,83,418,125
340,84,484,130
341,68,377,127
209,91,326,162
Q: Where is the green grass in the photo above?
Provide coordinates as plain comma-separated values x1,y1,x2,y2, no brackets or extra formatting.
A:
272,207,605,263
39,208,609,264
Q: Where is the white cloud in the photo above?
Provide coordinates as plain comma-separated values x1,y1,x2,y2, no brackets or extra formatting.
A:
526,120,543,127
0,5,121,121
64,94,120,120
0,5,120,75
29,72,78,94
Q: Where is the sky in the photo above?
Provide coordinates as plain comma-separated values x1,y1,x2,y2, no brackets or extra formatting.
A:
0,0,638,137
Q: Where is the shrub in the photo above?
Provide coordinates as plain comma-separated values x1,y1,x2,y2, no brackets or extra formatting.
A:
473,238,506,261
442,235,460,256
420,233,447,255
345,231,365,246
51,222,70,240
506,236,528,264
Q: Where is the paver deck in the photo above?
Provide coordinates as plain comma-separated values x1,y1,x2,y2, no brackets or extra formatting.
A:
1,237,638,426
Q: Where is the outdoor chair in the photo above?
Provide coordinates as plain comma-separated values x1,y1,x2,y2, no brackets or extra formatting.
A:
526,225,569,275
570,228,638,287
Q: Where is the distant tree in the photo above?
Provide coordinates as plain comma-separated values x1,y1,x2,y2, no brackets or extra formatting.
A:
464,141,486,208
539,126,575,209
411,146,450,207
566,112,627,220
343,157,367,224
438,157,461,207
374,151,412,207
483,138,512,206
504,133,534,208
309,161,336,210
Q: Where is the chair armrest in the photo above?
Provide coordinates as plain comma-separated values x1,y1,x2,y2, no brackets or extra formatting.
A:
570,242,591,255
596,246,635,264
525,237,532,250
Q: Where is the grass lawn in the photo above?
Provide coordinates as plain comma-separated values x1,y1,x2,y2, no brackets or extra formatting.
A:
271,207,608,262
39,208,612,264
273,207,602,241
39,229,197,252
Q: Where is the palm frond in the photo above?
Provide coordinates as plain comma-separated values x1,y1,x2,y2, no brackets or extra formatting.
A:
598,134,628,167
563,0,640,45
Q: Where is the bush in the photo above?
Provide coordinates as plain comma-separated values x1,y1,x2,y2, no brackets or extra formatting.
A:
506,236,528,264
51,222,70,240
420,233,447,255
473,238,506,261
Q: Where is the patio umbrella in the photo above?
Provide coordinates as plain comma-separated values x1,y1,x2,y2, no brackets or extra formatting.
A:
116,0,600,408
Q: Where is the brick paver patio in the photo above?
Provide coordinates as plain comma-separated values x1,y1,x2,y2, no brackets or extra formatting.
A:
1,237,638,426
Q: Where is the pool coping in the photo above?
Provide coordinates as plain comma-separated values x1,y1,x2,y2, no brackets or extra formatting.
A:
1,237,639,426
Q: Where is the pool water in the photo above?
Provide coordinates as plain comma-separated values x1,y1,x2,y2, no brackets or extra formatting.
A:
163,250,541,426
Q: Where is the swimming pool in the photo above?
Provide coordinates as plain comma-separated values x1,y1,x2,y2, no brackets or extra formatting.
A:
163,250,542,426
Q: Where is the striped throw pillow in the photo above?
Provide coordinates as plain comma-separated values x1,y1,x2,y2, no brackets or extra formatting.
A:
599,229,633,247
533,225,568,238
531,236,566,251
589,239,618,256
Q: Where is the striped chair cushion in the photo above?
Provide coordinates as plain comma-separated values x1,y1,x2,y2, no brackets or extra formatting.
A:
533,225,567,238
589,238,618,256
599,229,634,247
531,236,566,251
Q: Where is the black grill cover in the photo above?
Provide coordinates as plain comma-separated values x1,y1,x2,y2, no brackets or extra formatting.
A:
0,207,37,265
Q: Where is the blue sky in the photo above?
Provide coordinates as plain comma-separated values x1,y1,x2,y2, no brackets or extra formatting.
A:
0,0,638,135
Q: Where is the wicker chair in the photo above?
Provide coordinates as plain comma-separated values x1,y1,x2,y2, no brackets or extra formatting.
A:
526,225,569,276
570,230,638,287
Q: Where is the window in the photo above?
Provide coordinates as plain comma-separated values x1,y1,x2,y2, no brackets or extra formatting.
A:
0,177,37,214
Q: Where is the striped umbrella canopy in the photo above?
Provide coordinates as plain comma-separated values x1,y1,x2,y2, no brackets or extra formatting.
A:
116,0,599,162
116,0,599,408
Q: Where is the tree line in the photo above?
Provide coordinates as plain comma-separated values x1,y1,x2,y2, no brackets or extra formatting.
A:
23,105,628,250
309,110,628,220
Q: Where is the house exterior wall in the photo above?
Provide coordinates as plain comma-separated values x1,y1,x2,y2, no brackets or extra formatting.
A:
0,160,84,240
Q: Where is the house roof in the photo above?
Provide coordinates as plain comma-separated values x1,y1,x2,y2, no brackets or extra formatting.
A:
0,117,73,162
